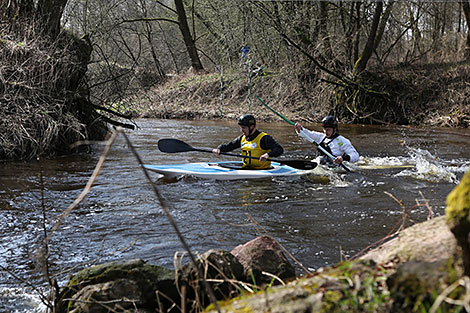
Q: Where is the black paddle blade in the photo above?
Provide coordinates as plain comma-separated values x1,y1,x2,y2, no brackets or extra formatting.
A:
280,160,318,170
158,139,194,153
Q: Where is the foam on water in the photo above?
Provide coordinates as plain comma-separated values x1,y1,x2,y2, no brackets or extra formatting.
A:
0,287,46,313
355,155,414,169
394,147,459,184
307,157,353,187
354,147,465,184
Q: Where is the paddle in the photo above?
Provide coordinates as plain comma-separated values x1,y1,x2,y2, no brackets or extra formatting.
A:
255,94,353,173
157,139,318,170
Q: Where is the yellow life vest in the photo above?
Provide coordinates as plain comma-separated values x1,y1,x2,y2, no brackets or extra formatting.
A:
241,132,271,169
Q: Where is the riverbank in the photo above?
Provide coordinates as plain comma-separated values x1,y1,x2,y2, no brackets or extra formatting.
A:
131,63,470,128
56,194,468,313
2,57,469,161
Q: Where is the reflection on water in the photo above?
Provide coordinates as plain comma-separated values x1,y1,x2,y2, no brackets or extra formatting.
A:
1,119,469,312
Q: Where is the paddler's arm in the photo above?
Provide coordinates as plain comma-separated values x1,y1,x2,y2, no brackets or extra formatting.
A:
260,135,284,161
212,136,242,156
294,122,323,144
338,137,360,163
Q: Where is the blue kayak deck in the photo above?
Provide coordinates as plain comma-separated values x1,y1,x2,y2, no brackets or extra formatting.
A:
144,161,308,180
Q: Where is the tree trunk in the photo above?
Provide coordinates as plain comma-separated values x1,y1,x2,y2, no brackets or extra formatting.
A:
374,1,393,51
318,1,333,60
145,22,166,79
344,2,355,67
37,0,68,38
462,0,470,59
353,2,361,67
354,1,383,74
139,0,166,80
174,0,204,72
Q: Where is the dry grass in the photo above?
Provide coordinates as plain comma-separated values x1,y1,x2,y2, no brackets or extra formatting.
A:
132,62,470,128
0,21,108,160
132,68,334,124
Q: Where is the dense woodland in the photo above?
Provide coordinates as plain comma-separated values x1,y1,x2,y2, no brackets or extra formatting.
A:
1,0,470,160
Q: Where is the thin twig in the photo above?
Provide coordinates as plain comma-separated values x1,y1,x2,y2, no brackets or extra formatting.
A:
0,264,51,307
351,191,434,260
419,191,434,220
384,191,409,231
121,129,221,313
430,276,470,313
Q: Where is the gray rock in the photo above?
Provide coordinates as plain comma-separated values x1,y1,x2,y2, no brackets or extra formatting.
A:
56,259,176,313
231,235,296,286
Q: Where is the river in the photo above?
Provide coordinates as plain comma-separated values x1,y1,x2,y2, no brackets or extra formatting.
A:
1,118,469,312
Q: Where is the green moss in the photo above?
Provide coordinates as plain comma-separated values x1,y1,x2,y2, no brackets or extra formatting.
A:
446,170,470,225
66,259,147,287
321,290,342,312
446,257,460,283
204,296,254,313
205,260,391,312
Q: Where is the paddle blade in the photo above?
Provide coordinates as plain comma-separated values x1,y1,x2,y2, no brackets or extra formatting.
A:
158,139,194,153
280,160,317,170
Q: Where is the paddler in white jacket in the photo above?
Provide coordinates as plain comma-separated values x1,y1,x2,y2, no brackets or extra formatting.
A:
294,115,359,166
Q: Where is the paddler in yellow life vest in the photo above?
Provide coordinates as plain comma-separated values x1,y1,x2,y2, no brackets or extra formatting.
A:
212,114,284,169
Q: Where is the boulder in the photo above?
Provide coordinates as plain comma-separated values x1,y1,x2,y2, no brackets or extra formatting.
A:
64,279,146,313
56,259,176,313
387,260,457,312
361,216,457,266
446,170,470,275
56,237,298,312
178,249,245,311
231,235,296,286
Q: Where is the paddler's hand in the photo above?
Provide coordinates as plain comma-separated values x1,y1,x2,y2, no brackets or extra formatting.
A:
259,153,269,162
333,156,343,164
294,122,302,133
212,148,220,156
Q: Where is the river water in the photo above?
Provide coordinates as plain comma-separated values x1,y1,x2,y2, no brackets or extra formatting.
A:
1,118,469,312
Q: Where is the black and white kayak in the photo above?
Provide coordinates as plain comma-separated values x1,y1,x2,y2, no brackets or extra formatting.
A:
144,161,314,180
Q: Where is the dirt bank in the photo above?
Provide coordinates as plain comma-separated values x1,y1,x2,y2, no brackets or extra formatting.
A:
132,63,470,128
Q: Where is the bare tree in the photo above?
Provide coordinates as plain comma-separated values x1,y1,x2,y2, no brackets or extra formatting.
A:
174,0,204,71
139,0,166,79
37,0,69,37
462,0,470,59
354,1,383,74
1,0,69,38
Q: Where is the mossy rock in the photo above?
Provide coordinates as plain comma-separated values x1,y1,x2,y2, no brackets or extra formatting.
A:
446,170,470,275
446,170,470,235
57,259,176,313
204,260,390,313
178,249,245,311
387,259,461,312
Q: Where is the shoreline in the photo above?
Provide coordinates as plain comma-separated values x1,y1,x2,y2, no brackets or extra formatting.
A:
132,68,470,129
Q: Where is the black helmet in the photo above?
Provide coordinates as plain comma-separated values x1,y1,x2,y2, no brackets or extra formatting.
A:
321,116,338,128
238,114,256,127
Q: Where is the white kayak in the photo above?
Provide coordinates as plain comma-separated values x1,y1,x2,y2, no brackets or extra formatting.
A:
144,161,312,180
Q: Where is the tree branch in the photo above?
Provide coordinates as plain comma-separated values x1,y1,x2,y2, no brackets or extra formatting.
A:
117,17,179,27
